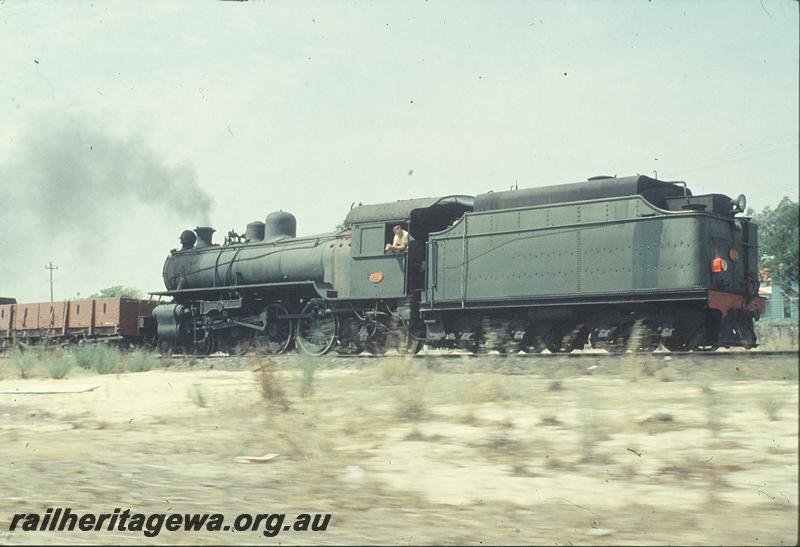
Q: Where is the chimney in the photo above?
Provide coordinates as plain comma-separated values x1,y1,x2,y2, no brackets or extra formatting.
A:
194,226,216,248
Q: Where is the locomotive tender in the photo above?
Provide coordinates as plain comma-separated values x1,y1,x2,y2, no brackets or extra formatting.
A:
151,175,764,355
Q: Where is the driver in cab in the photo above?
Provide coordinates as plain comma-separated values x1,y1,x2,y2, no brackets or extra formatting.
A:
385,225,409,253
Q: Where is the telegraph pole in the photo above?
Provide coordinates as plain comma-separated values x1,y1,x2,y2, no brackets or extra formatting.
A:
45,261,58,302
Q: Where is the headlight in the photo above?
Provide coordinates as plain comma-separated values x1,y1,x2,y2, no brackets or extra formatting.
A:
731,194,747,213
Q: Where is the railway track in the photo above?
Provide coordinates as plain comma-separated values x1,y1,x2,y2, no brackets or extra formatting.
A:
172,349,797,360
162,349,798,381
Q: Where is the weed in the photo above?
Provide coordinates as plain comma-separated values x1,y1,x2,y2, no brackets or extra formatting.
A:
188,383,208,407
254,359,290,410
625,320,649,382
403,428,446,442
464,377,508,403
700,381,722,437
626,357,648,383
654,367,673,382
578,388,606,463
378,358,415,382
484,428,522,454
755,391,784,421
44,353,73,379
457,412,481,426
395,382,427,421
299,353,317,397
540,415,562,426
510,463,536,477
396,397,427,422
700,378,725,505
126,350,158,373
544,456,563,469
71,344,122,374
10,350,38,379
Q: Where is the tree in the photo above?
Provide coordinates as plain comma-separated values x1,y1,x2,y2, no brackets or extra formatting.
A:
88,285,144,299
752,197,799,293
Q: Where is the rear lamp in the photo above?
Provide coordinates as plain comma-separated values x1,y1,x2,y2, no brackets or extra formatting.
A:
711,253,728,273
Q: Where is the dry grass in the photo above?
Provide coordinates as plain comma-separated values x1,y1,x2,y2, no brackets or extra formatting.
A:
299,353,317,397
188,383,208,407
463,376,510,403
577,387,609,463
395,380,428,421
0,353,796,545
9,350,39,379
755,390,786,421
403,428,446,443
5,349,74,379
125,349,158,373
377,357,416,382
540,415,562,426
43,352,73,379
457,412,482,426
71,344,123,374
253,358,290,411
484,427,521,452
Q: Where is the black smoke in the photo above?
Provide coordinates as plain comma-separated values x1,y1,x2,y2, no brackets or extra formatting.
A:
7,115,213,229
0,114,215,299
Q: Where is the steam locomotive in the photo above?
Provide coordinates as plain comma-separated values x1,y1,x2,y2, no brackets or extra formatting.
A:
150,175,765,355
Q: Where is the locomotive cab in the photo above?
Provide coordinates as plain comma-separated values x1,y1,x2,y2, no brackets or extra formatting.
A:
343,196,474,299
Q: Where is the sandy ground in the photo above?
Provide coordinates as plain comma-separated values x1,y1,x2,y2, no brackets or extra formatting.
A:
0,353,797,545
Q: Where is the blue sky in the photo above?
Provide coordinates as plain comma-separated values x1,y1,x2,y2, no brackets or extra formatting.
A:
1,0,797,301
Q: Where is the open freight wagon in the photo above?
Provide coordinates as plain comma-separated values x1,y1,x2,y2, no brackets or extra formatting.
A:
0,298,158,350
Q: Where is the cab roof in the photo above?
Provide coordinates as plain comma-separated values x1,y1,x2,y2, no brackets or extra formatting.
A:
343,195,474,226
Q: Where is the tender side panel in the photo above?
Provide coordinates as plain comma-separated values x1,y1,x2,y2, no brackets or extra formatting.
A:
427,196,706,306
581,216,702,293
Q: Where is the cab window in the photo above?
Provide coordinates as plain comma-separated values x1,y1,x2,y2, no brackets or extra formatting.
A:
384,223,409,252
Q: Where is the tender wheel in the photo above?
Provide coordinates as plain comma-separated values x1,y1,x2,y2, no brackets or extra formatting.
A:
255,303,294,354
693,345,720,352
522,344,544,354
664,340,687,352
561,324,588,353
296,300,338,356
606,338,628,354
